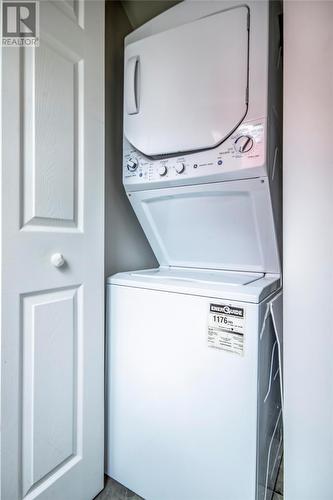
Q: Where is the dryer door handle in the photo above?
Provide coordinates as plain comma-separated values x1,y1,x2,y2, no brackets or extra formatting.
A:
125,56,139,115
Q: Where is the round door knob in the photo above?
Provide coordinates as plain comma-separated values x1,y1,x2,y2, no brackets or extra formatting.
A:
159,165,168,177
175,163,185,174
127,158,138,172
51,253,65,268
234,135,254,153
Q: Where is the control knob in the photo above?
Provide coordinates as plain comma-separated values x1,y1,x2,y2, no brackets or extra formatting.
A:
175,163,185,174
234,135,254,153
159,165,168,177
127,158,138,172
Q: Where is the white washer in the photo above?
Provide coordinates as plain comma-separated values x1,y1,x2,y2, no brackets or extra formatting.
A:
106,269,282,500
106,1,283,499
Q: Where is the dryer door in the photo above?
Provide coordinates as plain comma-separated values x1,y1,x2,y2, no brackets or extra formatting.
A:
124,6,249,157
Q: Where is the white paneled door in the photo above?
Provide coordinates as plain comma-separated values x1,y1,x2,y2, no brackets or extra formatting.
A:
1,1,105,499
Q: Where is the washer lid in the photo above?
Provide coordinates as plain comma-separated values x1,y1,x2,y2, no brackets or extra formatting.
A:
128,178,281,275
124,6,249,157
130,268,264,286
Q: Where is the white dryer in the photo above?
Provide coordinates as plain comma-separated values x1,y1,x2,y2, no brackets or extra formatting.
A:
106,1,283,499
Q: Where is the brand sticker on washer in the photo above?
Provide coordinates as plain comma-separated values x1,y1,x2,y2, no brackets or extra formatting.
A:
208,303,245,355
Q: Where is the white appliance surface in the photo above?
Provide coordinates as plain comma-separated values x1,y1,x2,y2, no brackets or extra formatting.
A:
124,6,249,156
109,268,280,304
123,117,267,192
108,2,283,500
127,178,280,275
106,282,282,500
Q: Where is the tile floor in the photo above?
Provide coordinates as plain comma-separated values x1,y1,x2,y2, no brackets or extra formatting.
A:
95,459,284,500
94,477,142,500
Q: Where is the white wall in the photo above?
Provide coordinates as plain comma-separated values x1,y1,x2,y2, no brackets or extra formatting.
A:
284,2,333,498
105,1,157,277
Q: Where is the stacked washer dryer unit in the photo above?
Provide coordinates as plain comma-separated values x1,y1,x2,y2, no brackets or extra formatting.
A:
107,1,283,500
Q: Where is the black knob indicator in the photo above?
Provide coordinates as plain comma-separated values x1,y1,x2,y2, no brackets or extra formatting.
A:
234,135,254,153
127,158,138,172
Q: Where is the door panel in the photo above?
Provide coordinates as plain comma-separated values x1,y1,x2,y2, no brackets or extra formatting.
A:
1,1,104,499
22,39,83,229
22,287,82,497
53,0,84,29
35,42,79,222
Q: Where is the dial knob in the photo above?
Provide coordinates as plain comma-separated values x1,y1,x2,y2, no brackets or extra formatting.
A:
159,165,168,177
127,158,138,172
175,163,185,174
234,135,254,153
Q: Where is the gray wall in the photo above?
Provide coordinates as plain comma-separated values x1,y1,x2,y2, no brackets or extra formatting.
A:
284,2,333,498
122,0,180,29
105,1,157,277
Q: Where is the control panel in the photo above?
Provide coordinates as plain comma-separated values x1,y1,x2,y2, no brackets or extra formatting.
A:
123,118,266,191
